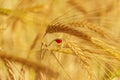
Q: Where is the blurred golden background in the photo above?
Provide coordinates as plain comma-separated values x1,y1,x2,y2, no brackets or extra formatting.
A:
0,0,120,80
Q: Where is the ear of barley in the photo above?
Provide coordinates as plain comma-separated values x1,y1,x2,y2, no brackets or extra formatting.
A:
91,37,120,60
68,21,110,38
46,23,91,41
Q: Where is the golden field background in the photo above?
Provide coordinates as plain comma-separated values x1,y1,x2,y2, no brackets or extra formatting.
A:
0,0,120,80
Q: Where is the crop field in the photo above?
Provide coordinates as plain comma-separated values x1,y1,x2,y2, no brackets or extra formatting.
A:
0,0,120,80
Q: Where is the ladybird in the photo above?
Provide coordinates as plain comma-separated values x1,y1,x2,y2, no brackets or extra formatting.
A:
55,39,62,43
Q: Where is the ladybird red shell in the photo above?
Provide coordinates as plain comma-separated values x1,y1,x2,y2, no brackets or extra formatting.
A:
55,39,62,43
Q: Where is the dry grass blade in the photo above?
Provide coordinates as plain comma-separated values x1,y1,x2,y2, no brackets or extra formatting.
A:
50,51,73,80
